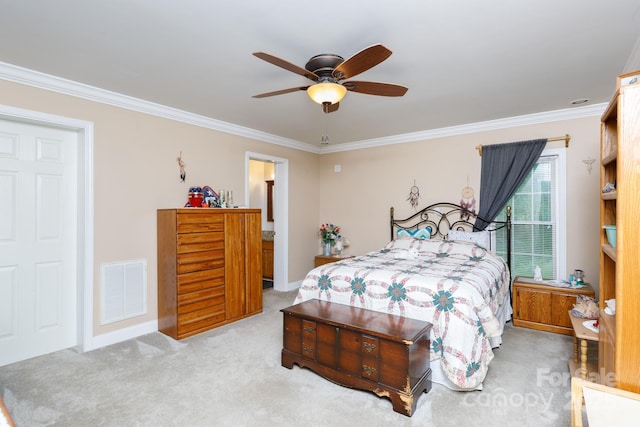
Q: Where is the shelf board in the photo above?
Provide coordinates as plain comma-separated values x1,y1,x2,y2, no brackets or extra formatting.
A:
602,244,617,261
602,191,617,200
602,148,618,165
599,311,616,338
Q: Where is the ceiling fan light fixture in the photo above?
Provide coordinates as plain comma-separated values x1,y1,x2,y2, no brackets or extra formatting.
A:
307,82,347,105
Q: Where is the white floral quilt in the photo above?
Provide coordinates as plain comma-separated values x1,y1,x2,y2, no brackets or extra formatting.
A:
294,238,511,389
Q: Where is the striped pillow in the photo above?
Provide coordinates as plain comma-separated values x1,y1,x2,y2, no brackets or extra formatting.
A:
397,227,431,240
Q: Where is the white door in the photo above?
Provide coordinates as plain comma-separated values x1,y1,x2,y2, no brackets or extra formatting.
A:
0,119,78,366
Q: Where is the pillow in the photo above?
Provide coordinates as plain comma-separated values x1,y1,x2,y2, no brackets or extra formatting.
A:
384,236,440,252
397,227,431,240
448,229,491,250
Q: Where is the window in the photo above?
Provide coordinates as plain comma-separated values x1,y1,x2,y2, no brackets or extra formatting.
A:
494,149,566,280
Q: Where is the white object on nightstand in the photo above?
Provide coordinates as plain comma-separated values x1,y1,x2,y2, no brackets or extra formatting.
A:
534,266,542,281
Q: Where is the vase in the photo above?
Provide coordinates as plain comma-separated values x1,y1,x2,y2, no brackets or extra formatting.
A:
323,242,332,256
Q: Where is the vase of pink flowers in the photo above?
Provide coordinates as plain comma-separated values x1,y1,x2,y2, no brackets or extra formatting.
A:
319,223,341,256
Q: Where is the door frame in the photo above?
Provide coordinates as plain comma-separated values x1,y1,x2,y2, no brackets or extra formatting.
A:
0,104,95,352
245,152,290,291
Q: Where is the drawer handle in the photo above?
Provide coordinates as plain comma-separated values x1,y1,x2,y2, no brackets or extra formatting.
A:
362,365,377,376
303,325,315,334
363,342,376,353
303,344,313,355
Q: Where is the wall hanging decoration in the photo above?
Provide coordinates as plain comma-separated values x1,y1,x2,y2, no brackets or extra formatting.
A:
407,179,420,210
460,180,476,221
177,151,186,182
582,157,596,174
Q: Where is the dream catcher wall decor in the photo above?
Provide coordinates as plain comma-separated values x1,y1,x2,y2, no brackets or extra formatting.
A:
177,151,186,182
407,179,420,210
460,180,476,220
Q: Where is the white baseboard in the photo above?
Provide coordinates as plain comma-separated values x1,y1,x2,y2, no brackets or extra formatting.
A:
84,320,158,352
82,281,303,352
278,280,301,292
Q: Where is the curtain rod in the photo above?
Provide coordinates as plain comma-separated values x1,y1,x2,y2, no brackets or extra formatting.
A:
475,134,570,156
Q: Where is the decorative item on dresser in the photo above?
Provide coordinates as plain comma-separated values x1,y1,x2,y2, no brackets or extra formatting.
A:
157,208,263,340
598,70,640,393
512,276,595,336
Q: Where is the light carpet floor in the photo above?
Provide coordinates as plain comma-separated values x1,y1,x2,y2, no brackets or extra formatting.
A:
0,289,575,427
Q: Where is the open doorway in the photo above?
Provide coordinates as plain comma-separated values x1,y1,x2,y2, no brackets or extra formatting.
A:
245,152,289,291
248,159,274,289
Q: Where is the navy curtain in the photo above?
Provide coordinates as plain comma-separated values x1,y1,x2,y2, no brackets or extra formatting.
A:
475,138,547,230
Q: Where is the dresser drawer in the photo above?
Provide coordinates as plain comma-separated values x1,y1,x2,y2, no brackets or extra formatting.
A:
177,232,224,253
177,269,224,294
178,287,225,315
177,305,226,336
338,328,362,375
177,250,224,274
177,213,224,233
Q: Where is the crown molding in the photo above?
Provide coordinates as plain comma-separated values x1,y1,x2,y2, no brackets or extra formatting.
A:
0,61,319,154
0,61,606,156
319,103,607,153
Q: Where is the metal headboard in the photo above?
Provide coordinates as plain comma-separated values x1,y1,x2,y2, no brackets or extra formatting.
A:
390,202,512,274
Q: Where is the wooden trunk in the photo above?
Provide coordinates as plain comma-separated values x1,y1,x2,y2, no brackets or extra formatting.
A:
281,299,432,417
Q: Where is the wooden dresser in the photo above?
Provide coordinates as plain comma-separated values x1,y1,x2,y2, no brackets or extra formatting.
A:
157,208,262,339
512,276,594,336
281,299,432,417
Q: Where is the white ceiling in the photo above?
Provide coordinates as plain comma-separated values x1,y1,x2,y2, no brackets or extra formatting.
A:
1,1,640,149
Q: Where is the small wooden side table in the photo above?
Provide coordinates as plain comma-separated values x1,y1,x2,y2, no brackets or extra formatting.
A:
569,312,599,380
314,254,354,267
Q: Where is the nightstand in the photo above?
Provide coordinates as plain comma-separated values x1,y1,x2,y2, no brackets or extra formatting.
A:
314,254,354,267
512,276,595,335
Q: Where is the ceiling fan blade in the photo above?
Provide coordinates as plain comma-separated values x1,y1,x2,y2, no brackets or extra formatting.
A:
253,52,319,81
252,86,309,98
322,102,340,114
332,44,392,80
343,81,408,97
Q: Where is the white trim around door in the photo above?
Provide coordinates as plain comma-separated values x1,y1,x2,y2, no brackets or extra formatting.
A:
0,104,95,353
245,152,292,291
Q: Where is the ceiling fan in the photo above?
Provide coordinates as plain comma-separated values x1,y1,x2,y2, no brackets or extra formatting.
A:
252,44,408,113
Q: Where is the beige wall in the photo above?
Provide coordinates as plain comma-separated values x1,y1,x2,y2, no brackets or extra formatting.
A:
318,117,601,294
0,78,603,341
0,79,320,337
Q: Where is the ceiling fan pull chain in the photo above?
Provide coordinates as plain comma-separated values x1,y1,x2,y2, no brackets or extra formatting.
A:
321,112,330,145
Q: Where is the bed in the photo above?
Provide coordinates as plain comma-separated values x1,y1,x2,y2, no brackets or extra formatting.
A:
294,202,512,390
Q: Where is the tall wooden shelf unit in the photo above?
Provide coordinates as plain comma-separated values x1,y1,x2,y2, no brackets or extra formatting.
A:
157,208,263,340
598,70,640,393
